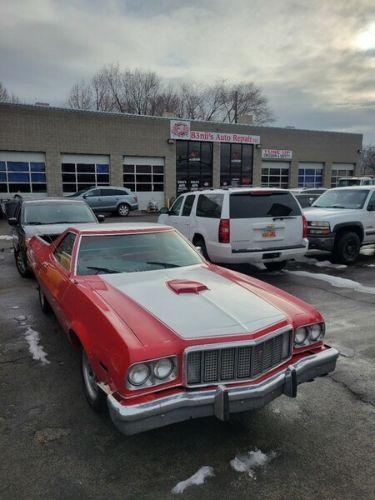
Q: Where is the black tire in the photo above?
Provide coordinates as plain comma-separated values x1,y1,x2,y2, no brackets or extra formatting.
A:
264,261,287,271
193,236,210,261
81,350,106,411
333,231,360,264
38,287,51,314
117,203,130,217
14,249,31,278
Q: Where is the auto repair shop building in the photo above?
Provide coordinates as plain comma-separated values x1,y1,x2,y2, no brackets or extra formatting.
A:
0,103,363,209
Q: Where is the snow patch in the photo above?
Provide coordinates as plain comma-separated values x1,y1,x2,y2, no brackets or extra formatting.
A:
0,235,13,241
171,466,214,494
15,314,27,322
365,264,375,268
295,255,346,269
11,306,20,310
230,448,277,479
286,270,375,295
24,327,50,365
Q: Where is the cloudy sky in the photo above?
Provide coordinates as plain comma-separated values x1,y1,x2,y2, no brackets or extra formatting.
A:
1,0,375,141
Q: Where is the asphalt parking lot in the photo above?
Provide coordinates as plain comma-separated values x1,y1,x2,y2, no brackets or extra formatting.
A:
1,215,375,499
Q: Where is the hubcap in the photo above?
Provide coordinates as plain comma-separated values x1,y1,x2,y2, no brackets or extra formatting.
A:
82,352,99,400
345,239,357,259
119,205,129,216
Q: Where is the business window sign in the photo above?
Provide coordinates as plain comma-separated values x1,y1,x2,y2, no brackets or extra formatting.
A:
262,148,293,160
170,120,260,144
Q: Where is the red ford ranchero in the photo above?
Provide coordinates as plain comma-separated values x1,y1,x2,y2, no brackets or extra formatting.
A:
27,222,338,435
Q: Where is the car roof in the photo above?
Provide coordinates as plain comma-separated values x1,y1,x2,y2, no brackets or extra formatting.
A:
330,186,375,190
66,222,172,235
183,187,290,195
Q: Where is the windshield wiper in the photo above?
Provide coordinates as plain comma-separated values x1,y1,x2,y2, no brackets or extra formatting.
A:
86,266,121,274
146,261,180,268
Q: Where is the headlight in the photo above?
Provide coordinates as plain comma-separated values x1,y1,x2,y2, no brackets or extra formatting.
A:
127,363,151,386
308,221,331,235
294,323,325,347
153,358,174,380
126,356,177,390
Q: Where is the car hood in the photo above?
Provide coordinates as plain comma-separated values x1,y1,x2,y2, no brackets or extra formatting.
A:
24,222,90,237
98,265,286,341
303,207,361,221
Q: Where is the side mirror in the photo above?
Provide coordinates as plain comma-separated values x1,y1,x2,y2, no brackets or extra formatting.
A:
8,217,17,226
82,194,87,199
159,207,169,215
97,214,105,223
195,246,202,254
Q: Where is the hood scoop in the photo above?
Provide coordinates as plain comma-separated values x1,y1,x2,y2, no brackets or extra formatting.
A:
167,279,209,295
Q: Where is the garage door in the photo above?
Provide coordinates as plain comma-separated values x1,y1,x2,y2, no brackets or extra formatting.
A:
123,156,165,210
61,154,110,193
0,151,47,197
331,163,354,187
298,162,324,188
261,161,290,188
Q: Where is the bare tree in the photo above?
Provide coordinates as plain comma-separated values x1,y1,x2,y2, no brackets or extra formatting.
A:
361,146,375,175
65,66,274,125
0,82,19,103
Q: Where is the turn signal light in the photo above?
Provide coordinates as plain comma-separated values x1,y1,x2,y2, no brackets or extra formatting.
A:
218,219,230,243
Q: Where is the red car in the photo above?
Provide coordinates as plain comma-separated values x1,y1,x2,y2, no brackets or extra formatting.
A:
27,223,338,435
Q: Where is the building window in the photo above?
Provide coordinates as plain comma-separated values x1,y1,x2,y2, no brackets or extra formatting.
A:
62,162,110,193
298,164,323,188
0,160,46,193
176,141,213,193
331,164,354,187
123,164,164,192
261,162,290,188
220,143,253,187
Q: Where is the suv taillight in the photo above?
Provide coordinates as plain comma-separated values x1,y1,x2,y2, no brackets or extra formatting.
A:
218,219,230,243
302,215,308,238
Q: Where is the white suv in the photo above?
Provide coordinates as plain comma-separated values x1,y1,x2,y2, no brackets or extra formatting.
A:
158,188,309,270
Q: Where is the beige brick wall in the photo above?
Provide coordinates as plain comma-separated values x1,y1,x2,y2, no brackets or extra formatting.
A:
0,103,363,197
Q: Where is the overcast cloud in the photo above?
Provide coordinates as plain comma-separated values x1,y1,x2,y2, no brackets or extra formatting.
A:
1,0,375,141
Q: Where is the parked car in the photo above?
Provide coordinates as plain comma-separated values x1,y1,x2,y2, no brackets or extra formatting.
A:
27,222,338,435
294,188,327,208
337,176,375,187
158,188,308,271
304,186,375,263
8,198,102,277
69,186,138,216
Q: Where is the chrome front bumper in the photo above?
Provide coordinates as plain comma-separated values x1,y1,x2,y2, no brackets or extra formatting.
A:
107,347,338,435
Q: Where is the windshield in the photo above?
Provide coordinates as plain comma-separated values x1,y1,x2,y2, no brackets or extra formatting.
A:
312,189,369,209
23,202,97,225
338,179,361,187
76,231,203,275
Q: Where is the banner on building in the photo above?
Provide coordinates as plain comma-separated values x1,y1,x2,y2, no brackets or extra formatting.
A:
170,120,260,144
262,148,293,160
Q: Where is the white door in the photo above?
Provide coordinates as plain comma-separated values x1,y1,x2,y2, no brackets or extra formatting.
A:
159,195,184,230
177,194,196,239
364,191,375,243
229,191,303,251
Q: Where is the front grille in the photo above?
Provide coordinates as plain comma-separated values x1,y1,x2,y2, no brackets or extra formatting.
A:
185,330,292,386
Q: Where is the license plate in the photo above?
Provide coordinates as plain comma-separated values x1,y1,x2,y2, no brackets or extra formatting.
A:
262,229,276,238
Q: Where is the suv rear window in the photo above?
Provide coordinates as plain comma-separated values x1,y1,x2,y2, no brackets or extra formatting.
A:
230,192,301,218
196,194,223,218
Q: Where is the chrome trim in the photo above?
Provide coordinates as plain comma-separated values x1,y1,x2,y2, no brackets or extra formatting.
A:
182,324,294,388
107,347,339,435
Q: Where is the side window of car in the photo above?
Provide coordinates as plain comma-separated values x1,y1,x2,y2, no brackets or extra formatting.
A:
196,194,224,218
182,195,195,216
367,191,375,211
85,189,101,197
169,196,184,216
54,233,76,271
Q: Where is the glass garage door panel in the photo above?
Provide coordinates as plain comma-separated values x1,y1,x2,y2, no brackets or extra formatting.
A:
61,154,110,193
0,152,47,194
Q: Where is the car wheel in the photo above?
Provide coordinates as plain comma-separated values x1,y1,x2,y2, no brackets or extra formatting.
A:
264,261,287,271
38,287,51,314
81,350,106,411
194,236,210,261
117,203,130,217
14,249,31,278
334,232,360,264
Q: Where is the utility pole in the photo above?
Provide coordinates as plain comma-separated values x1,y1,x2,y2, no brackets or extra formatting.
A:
234,90,238,123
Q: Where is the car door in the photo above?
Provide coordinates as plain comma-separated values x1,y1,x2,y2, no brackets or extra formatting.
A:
364,190,375,243
83,188,102,210
178,194,196,239
160,196,184,230
39,232,76,332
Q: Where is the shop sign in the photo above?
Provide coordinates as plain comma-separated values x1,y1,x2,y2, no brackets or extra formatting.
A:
262,149,293,160
170,120,260,144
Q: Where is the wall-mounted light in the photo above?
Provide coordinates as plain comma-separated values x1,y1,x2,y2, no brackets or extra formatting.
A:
255,144,262,149
167,139,175,145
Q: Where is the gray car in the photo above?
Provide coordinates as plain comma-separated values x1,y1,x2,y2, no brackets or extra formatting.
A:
70,186,138,216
